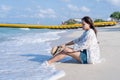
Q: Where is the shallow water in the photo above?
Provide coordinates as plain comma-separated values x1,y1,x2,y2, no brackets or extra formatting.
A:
0,28,67,80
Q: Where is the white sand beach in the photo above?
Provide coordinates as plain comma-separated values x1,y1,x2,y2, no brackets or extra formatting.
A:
52,25,120,80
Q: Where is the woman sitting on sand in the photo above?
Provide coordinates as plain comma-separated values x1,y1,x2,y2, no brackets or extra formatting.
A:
43,16,101,66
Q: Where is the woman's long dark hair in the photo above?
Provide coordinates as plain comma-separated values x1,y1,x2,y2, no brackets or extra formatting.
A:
82,16,97,35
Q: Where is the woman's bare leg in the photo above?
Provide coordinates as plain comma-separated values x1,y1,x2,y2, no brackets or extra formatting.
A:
48,47,80,65
48,51,67,65
63,47,80,62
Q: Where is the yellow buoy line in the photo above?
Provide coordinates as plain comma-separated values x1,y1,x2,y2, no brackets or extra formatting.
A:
0,21,117,29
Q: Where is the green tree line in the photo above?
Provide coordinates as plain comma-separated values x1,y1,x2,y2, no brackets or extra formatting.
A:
63,11,120,24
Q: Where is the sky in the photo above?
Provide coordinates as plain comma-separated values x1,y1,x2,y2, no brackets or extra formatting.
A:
0,0,120,25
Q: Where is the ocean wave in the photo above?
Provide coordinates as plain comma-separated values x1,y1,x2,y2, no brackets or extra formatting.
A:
0,30,66,44
0,29,67,54
0,29,66,80
19,28,30,30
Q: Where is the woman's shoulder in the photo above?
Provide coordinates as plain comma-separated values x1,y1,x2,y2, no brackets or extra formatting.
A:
85,29,93,34
83,29,94,36
89,29,95,34
89,29,94,32
86,29,95,37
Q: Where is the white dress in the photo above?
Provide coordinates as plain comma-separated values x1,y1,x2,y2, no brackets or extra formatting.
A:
73,29,101,64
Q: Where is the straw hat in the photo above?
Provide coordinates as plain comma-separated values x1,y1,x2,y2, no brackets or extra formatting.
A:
51,46,64,56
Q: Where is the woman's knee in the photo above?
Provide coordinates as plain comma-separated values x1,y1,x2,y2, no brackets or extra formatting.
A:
63,47,73,53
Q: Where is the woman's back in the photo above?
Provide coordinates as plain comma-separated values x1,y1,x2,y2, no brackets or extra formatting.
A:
87,29,101,64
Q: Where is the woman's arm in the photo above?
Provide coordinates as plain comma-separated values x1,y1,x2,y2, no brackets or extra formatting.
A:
60,41,74,48
65,41,74,46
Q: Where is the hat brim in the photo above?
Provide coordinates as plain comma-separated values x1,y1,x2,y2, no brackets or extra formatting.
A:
51,46,63,56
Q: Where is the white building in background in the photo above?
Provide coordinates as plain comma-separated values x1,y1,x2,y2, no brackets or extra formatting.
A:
106,18,115,21
74,18,82,23
62,18,82,25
